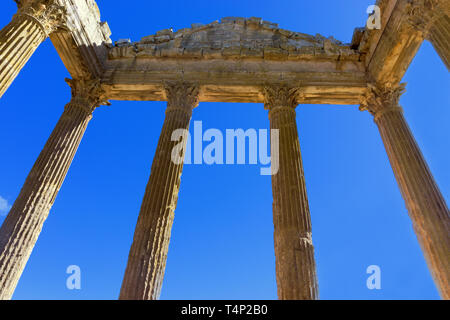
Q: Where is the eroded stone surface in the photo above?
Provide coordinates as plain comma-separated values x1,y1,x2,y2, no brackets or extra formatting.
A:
108,17,359,62
0,79,107,300
360,82,450,299
264,84,319,300
119,83,199,300
0,0,449,302
0,0,66,97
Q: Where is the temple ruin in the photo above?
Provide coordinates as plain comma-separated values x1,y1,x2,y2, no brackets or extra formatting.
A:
0,0,448,300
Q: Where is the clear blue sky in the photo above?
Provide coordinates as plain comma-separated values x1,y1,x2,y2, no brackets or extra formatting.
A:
0,0,448,300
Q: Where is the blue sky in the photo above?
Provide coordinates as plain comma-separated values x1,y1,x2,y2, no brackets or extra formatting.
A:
0,0,448,300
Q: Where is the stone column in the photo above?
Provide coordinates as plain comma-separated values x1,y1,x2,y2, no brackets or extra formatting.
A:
406,0,450,70
428,13,450,70
0,0,66,98
0,78,108,300
360,83,450,299
264,85,319,300
119,82,199,300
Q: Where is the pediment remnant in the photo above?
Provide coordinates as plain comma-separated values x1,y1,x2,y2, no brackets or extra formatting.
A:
108,17,361,62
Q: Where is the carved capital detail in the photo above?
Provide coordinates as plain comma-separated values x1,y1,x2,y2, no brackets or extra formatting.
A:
164,82,200,112
263,84,301,110
16,0,67,36
360,83,406,120
65,78,110,115
405,0,442,36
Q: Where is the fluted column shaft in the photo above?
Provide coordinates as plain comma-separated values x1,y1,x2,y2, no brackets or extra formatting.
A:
264,85,319,300
120,83,199,300
428,14,450,70
0,0,65,97
0,78,106,300
361,83,450,299
405,0,449,70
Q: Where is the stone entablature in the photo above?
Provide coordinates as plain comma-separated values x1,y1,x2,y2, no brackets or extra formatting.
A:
48,0,112,79
108,17,361,62
103,17,366,105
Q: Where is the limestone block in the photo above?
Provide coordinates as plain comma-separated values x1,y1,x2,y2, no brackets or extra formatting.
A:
105,16,361,64
160,47,184,58
156,28,173,36
222,46,241,58
100,21,111,39
264,47,288,60
247,17,262,27
174,28,190,38
109,45,135,59
278,29,293,37
235,17,246,26
296,46,315,57
241,48,263,58
141,35,156,43
183,47,203,58
115,38,131,46
262,21,279,30
136,45,157,58
202,48,222,59
155,35,171,43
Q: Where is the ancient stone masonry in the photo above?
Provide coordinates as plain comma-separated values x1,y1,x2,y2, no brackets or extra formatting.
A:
353,0,450,85
405,0,450,70
0,0,112,98
109,17,359,62
53,0,112,78
0,78,108,300
428,13,450,70
360,83,450,299
0,0,449,300
264,84,319,300
405,0,449,33
15,0,66,35
119,83,199,300
103,17,367,105
406,0,450,70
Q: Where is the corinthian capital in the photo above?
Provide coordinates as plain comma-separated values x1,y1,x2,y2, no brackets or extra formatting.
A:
360,83,406,120
263,84,302,110
164,82,200,112
65,78,110,114
16,0,67,36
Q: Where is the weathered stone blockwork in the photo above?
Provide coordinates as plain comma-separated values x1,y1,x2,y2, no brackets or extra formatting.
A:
104,17,366,104
109,17,359,62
